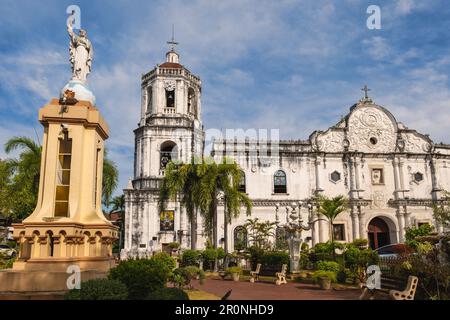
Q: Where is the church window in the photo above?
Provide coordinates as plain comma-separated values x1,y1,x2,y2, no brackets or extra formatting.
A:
55,131,72,217
160,141,178,170
330,170,341,183
274,170,287,194
238,171,246,193
166,89,175,108
233,226,247,251
333,224,345,241
414,172,424,183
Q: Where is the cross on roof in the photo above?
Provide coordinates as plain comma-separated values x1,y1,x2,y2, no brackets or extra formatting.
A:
167,24,179,51
361,85,371,99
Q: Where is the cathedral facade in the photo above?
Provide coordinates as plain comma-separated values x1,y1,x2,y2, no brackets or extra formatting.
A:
122,48,450,258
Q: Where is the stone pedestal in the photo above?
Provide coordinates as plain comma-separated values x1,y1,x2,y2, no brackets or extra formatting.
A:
0,99,118,295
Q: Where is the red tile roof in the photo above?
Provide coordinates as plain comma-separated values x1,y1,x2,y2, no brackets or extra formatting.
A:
159,62,183,69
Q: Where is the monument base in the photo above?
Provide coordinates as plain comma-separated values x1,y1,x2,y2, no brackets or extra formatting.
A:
0,268,109,299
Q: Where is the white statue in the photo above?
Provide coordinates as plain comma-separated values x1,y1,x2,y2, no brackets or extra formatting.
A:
67,18,93,83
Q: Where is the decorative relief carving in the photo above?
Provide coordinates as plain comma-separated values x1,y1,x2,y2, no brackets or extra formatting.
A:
401,132,432,153
372,191,385,209
164,80,176,91
347,106,396,153
316,130,344,152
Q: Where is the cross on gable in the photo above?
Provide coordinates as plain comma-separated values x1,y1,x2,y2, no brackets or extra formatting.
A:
362,85,371,99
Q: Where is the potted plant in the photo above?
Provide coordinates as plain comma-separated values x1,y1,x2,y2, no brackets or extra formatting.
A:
226,266,242,282
312,270,337,290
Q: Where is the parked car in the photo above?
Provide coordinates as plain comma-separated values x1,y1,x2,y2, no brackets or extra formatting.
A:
0,244,17,258
375,243,414,258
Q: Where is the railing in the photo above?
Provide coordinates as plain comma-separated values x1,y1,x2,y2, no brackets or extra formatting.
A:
164,108,176,114
132,177,162,190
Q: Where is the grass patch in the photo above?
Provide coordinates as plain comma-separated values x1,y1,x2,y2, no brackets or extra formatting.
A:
185,289,220,300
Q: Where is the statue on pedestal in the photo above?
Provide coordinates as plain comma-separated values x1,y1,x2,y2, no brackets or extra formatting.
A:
67,18,93,83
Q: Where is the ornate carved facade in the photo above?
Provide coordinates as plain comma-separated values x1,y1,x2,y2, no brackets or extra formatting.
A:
123,48,450,257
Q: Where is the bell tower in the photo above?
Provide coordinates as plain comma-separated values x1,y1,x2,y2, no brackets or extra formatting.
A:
123,38,205,258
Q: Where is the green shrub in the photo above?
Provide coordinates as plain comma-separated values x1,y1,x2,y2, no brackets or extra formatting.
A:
405,224,434,249
201,249,218,270
351,239,368,249
147,287,189,300
344,246,379,283
172,266,205,288
108,259,168,299
149,252,176,273
316,261,340,273
226,266,242,275
261,251,289,269
64,278,128,300
216,248,226,260
312,270,337,283
336,270,347,284
168,242,180,250
181,250,201,267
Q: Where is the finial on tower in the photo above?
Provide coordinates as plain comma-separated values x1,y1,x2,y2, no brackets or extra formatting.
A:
167,24,179,52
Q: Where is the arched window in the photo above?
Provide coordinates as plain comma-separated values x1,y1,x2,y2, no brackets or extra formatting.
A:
234,226,248,251
166,89,175,108
160,141,178,170
238,170,246,193
274,170,287,194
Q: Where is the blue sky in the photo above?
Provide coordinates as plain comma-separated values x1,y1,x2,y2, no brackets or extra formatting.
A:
1,0,450,198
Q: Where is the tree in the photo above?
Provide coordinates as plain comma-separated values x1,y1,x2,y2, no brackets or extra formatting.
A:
102,150,119,209
159,157,252,253
197,158,252,254
159,159,204,250
317,195,348,261
433,191,450,230
245,218,277,249
111,194,125,214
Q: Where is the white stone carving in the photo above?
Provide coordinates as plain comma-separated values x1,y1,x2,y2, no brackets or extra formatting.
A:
164,80,176,91
372,191,385,209
401,132,432,153
316,130,344,152
347,106,396,153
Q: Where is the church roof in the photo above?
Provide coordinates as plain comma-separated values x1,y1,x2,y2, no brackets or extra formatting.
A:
159,62,183,69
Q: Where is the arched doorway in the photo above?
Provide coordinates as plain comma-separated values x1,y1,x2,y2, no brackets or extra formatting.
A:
368,217,391,249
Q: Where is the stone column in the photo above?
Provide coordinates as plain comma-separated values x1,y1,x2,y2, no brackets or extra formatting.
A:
318,213,327,243
393,157,402,200
314,156,323,194
354,157,361,198
351,206,360,241
310,210,319,246
399,158,409,194
396,210,406,242
358,209,367,240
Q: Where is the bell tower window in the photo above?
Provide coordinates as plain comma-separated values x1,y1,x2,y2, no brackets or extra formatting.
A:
166,89,175,108
160,141,178,172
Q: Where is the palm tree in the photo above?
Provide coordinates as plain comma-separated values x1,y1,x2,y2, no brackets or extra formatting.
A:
197,158,252,254
102,150,119,209
4,137,42,195
245,218,277,249
159,159,204,250
317,195,348,261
